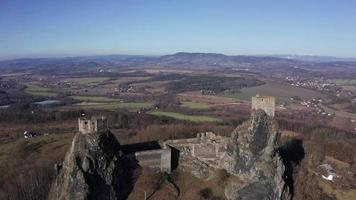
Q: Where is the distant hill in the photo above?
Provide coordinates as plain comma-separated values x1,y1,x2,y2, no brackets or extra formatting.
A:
0,52,355,75
272,55,356,62
145,52,309,75
152,52,293,68
0,55,155,71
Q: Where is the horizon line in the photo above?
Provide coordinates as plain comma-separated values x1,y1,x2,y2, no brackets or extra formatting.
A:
1,52,356,61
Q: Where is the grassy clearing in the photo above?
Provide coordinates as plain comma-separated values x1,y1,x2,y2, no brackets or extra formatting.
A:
173,170,228,200
24,133,73,151
319,179,356,200
65,77,111,85
227,82,324,103
73,102,154,110
150,111,221,122
181,101,211,109
70,95,121,102
110,77,152,85
333,79,356,85
0,142,15,160
0,133,73,161
25,84,57,97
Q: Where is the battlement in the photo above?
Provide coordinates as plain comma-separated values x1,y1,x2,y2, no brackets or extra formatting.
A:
251,95,275,117
78,116,108,134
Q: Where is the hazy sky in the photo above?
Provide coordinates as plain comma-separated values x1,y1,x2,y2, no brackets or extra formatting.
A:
1,0,356,58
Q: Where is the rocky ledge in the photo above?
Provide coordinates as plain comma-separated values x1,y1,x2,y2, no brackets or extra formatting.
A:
225,110,291,200
48,131,128,200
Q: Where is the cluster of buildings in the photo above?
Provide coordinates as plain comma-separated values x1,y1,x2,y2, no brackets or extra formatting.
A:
286,76,355,101
285,76,335,91
114,85,135,94
299,99,333,116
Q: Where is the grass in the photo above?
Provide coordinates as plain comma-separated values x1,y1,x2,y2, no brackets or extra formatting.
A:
181,101,211,109
69,95,154,110
333,79,356,85
70,95,121,102
110,77,152,85
319,179,356,200
150,111,221,122
25,84,57,97
172,170,228,200
227,82,324,103
65,77,111,85
0,133,73,162
73,102,154,110
24,133,73,152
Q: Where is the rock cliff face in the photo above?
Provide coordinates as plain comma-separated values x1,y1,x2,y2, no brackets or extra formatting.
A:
225,110,291,200
48,131,128,200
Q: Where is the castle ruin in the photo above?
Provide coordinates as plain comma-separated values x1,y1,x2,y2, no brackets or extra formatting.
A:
77,96,276,175
78,116,108,134
251,95,275,117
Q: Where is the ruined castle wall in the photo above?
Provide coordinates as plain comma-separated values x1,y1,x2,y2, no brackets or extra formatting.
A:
78,117,108,134
163,132,229,175
251,96,275,117
133,149,171,173
78,119,96,134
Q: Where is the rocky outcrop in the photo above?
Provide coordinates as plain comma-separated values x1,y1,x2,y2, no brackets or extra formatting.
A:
225,110,291,200
48,131,128,200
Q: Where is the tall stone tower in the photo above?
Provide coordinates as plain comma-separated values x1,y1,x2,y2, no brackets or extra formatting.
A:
251,95,275,117
78,116,108,134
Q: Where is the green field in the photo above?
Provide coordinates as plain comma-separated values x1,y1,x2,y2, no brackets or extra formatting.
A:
333,79,356,85
150,111,221,122
70,95,153,110
74,102,154,110
110,77,152,85
70,96,121,102
181,101,211,109
25,84,57,97
65,77,111,85
227,82,324,103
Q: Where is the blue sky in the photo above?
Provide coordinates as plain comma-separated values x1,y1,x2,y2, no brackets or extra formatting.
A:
1,0,356,58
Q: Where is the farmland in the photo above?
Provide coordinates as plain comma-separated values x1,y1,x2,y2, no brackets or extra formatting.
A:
25,84,57,97
71,102,154,110
227,82,325,104
150,111,221,122
70,95,121,102
109,77,152,85
181,101,211,109
333,79,356,85
63,77,111,85
0,55,356,200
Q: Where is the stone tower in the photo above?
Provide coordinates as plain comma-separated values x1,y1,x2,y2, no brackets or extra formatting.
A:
78,116,108,134
251,95,275,117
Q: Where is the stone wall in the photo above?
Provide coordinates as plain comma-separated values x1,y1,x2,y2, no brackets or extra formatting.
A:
163,132,230,177
251,95,275,117
132,149,171,173
78,116,108,134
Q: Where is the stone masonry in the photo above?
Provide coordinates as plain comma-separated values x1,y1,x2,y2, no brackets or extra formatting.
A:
78,116,108,134
251,95,275,117
133,149,171,173
163,132,230,178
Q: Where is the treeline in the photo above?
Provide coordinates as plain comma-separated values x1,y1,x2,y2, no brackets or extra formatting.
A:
0,140,60,200
0,104,83,123
278,117,356,140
